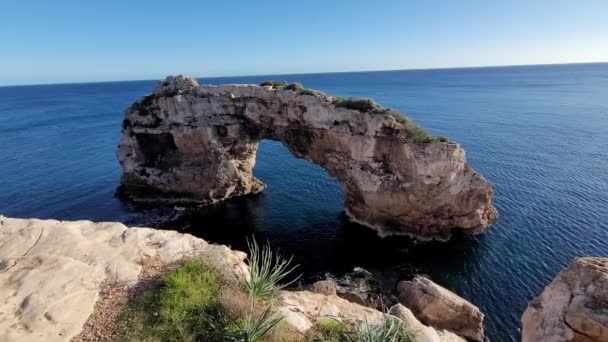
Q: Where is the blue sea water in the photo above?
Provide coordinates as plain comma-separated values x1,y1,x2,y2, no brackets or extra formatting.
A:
1,63,607,341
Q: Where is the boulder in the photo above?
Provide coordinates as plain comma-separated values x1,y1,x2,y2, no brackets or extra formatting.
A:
0,217,248,342
398,276,484,341
521,257,608,342
117,75,497,240
389,304,466,342
276,290,384,330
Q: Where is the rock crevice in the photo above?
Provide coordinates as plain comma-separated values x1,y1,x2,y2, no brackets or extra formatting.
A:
118,75,497,239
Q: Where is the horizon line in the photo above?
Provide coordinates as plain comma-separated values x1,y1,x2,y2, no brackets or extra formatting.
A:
2,61,607,88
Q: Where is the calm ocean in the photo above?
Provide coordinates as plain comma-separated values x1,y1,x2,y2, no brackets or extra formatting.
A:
1,63,607,340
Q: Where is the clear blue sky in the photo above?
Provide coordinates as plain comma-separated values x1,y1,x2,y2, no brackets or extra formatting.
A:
1,0,606,85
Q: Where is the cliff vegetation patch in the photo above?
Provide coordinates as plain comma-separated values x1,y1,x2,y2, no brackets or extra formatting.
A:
116,242,415,341
259,81,447,143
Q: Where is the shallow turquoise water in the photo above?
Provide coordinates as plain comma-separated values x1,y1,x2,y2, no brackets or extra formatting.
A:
1,63,607,340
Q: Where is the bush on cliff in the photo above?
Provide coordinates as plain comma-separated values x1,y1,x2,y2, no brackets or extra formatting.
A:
284,82,304,92
332,96,384,112
331,96,448,143
117,259,286,342
260,80,288,87
117,259,223,341
259,80,326,97
116,243,414,342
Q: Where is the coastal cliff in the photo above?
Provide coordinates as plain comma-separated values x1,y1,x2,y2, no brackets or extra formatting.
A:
117,75,497,240
0,217,471,342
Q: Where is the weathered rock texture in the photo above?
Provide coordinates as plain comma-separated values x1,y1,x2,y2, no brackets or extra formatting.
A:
0,217,248,342
521,257,608,342
0,217,469,342
389,304,466,342
276,290,465,342
398,276,484,341
117,75,497,239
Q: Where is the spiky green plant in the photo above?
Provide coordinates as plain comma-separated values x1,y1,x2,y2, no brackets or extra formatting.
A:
284,82,304,92
234,297,284,342
243,238,300,299
259,80,288,87
347,317,415,342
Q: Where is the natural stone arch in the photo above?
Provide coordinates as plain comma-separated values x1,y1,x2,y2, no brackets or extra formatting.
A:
117,75,497,240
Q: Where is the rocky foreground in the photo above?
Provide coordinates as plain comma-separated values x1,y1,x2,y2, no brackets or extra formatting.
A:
1,217,605,341
0,217,477,341
117,75,497,240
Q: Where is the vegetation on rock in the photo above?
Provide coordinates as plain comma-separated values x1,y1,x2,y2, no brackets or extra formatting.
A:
259,80,325,97
117,242,416,342
316,319,350,340
347,317,415,342
243,238,300,300
116,258,284,342
260,80,289,87
257,81,447,143
332,96,384,112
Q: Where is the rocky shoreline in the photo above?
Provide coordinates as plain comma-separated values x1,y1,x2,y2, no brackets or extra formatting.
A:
1,216,606,341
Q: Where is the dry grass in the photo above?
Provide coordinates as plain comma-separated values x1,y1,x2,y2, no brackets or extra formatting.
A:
72,257,171,342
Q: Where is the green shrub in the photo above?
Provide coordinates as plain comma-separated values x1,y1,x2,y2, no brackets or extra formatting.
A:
243,238,300,299
385,112,434,143
260,80,288,87
117,259,222,341
436,136,449,142
231,297,284,342
159,260,221,324
130,93,157,116
285,82,304,92
300,88,325,97
315,319,350,340
117,258,290,342
332,97,384,112
260,80,325,97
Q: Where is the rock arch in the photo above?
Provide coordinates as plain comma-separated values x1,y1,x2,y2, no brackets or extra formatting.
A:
117,75,497,240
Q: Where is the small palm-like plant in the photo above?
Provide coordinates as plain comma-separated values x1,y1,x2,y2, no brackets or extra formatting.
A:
233,297,283,342
243,238,300,299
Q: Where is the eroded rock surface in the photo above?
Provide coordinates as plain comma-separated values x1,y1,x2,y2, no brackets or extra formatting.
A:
398,276,484,341
117,75,497,239
389,304,466,342
0,217,248,342
521,257,608,342
277,291,464,342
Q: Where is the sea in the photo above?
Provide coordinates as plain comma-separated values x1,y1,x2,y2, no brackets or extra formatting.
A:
1,63,607,341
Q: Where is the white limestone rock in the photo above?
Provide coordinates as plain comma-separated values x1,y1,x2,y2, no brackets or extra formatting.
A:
0,217,248,342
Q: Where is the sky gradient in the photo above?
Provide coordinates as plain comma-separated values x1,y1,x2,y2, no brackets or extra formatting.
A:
1,0,607,85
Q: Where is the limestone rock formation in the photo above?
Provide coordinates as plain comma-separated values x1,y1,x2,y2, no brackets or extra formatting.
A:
521,257,608,342
0,217,248,342
117,75,497,239
277,291,465,342
276,290,384,332
398,276,484,341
